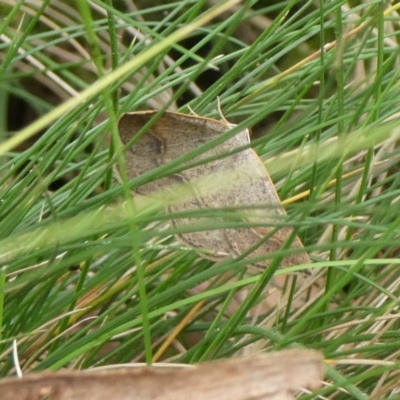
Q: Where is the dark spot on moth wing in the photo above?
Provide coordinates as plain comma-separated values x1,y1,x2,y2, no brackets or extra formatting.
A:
124,134,163,178
154,113,234,162
118,114,164,178
119,112,245,159
118,113,159,146
117,112,221,195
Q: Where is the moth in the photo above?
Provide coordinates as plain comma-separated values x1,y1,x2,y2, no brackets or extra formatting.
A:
118,111,309,270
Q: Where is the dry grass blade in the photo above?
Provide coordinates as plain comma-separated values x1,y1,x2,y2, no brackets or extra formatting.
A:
0,349,324,400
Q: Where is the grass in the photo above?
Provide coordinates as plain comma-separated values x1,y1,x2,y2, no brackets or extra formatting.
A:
1,0,400,398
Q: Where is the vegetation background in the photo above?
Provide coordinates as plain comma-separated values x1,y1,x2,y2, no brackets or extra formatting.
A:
1,0,400,398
